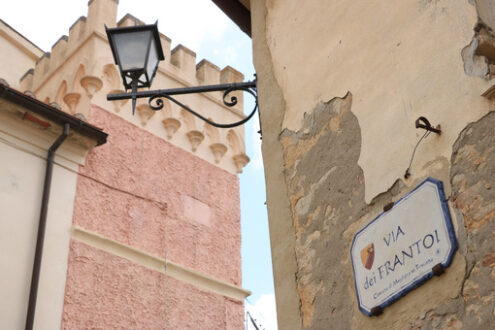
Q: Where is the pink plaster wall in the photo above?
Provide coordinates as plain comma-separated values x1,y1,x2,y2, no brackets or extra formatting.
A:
63,105,243,328
62,241,166,329
62,241,243,329
165,276,244,329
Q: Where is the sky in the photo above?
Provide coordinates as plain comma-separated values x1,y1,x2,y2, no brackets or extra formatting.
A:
1,0,276,328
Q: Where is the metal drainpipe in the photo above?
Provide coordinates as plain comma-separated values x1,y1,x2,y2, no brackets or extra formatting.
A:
25,123,70,330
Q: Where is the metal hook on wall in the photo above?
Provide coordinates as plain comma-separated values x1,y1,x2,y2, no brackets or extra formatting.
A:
404,116,442,179
415,116,441,135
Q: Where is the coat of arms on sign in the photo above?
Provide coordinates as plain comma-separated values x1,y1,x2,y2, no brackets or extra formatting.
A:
361,243,375,270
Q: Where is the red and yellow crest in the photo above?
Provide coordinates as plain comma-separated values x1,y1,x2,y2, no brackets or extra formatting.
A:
360,243,375,270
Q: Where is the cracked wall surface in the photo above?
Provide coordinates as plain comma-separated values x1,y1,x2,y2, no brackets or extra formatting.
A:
251,0,495,329
262,0,490,202
280,94,360,329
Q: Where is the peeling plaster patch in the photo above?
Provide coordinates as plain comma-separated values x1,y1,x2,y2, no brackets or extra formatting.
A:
280,92,469,329
461,6,495,80
265,0,483,206
462,38,489,77
281,93,361,328
351,110,495,328
279,93,464,329
278,89,487,329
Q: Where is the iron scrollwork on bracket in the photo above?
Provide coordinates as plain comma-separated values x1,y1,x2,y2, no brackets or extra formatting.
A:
148,83,258,129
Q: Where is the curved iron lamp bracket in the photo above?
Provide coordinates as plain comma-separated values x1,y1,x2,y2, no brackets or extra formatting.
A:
149,85,258,129
107,79,259,132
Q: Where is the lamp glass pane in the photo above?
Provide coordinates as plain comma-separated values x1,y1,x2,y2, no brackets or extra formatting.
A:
146,37,159,80
113,30,152,71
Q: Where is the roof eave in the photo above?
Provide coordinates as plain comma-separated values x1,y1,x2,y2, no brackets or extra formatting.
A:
0,83,107,146
211,0,251,37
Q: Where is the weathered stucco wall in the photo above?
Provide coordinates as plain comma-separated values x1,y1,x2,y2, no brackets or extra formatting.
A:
251,0,303,328
263,0,491,203
251,0,495,328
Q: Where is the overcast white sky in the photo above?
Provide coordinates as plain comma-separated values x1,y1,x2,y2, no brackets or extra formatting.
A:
2,0,275,328
4,1,229,52
247,294,278,330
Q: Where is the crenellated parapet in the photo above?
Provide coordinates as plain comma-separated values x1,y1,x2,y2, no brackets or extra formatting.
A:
16,0,249,174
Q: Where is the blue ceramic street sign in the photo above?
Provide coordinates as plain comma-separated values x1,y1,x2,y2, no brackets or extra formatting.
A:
350,178,457,316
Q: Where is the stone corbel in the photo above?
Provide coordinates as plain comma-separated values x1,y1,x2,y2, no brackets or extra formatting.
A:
63,92,81,114
136,104,155,126
186,130,204,152
233,153,250,174
162,117,181,139
80,76,103,98
209,143,227,163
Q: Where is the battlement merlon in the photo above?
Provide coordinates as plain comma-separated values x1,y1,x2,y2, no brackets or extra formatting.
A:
117,13,146,27
197,60,221,85
87,0,119,33
22,0,246,107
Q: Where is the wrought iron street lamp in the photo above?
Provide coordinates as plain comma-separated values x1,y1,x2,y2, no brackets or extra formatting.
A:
106,23,259,131
106,23,164,114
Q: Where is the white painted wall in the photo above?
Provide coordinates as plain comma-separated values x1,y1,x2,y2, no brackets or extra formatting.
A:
0,115,80,329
